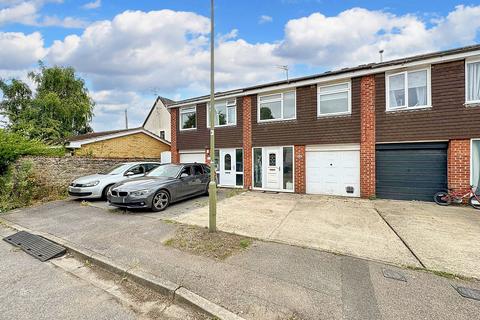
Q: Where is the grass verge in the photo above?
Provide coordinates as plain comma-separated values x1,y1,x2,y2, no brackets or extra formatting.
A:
163,224,253,260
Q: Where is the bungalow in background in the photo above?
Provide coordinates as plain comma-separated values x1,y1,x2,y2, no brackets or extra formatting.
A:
66,127,171,160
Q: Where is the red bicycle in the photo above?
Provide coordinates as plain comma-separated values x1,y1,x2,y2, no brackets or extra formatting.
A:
434,185,480,209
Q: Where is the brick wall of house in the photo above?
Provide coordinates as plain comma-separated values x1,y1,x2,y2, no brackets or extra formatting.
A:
243,95,253,189
74,132,169,159
294,145,306,193
360,75,376,198
170,108,180,164
448,139,471,194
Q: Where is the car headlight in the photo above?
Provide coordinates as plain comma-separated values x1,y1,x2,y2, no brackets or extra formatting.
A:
83,180,100,187
130,189,151,197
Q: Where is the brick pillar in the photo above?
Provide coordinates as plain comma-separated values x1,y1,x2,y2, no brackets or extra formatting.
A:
294,145,306,193
360,75,376,198
448,139,470,194
170,108,180,164
205,148,211,165
242,95,253,189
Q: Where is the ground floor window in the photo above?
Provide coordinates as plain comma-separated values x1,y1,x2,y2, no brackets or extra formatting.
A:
253,148,263,188
283,147,294,190
472,140,480,188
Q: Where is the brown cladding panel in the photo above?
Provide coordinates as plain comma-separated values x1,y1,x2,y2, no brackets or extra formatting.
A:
176,99,243,150
251,78,361,146
376,60,480,142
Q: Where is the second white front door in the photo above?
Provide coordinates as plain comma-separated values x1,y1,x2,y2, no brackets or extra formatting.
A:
220,149,236,186
265,147,282,190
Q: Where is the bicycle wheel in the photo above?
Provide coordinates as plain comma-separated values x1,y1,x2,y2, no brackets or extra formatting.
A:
433,191,451,206
468,196,480,210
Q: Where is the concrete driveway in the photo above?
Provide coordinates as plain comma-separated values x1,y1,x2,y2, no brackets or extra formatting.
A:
171,191,480,279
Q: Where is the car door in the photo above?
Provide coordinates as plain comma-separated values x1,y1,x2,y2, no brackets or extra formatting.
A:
177,165,194,198
191,165,206,194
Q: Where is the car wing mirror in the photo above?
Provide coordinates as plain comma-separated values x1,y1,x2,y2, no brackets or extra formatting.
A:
180,173,189,178
125,171,135,177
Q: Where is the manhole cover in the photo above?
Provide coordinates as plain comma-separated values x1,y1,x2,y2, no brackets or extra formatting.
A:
3,231,66,262
382,269,407,282
454,286,480,301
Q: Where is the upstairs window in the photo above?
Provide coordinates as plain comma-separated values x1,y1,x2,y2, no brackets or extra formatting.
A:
207,99,236,127
318,82,351,116
466,60,480,104
180,106,196,130
258,91,295,122
386,68,430,111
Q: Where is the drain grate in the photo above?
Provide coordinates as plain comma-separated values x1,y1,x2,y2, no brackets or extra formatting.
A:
454,286,480,301
382,269,407,282
3,231,66,262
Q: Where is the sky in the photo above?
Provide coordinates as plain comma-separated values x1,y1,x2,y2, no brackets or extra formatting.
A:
1,0,480,132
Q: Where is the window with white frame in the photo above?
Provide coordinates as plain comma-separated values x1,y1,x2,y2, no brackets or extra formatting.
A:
180,106,196,130
387,68,430,110
207,99,236,127
258,91,295,122
317,82,351,116
466,60,480,104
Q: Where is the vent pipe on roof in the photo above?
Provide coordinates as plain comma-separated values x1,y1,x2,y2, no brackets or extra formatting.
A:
379,50,384,63
124,109,129,129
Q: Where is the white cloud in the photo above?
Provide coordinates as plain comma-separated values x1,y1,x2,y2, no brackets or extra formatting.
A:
0,32,46,70
0,2,37,25
276,6,480,68
82,0,100,10
259,15,273,24
0,0,85,28
47,9,287,94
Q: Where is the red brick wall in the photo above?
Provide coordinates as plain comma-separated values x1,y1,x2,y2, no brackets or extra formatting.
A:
360,75,376,198
294,145,306,193
448,139,470,194
243,95,253,189
170,108,179,164
205,148,211,166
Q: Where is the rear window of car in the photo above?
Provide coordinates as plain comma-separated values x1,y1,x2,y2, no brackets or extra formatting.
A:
144,163,160,172
192,165,203,175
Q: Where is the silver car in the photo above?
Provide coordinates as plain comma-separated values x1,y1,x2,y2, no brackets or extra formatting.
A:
107,163,210,211
68,162,161,199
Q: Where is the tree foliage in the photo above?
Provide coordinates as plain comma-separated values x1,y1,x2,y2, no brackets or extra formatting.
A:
0,63,94,143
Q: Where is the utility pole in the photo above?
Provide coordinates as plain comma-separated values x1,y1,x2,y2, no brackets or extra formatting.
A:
124,109,129,129
208,0,217,232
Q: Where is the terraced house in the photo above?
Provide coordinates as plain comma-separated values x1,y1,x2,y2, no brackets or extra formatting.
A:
167,45,480,202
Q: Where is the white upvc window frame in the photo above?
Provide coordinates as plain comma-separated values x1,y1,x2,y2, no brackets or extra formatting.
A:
257,90,296,123
207,98,237,128
317,81,352,117
179,106,197,131
471,138,480,188
385,66,432,112
465,58,480,105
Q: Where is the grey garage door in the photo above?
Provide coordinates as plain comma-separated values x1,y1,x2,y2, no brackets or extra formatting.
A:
376,143,448,201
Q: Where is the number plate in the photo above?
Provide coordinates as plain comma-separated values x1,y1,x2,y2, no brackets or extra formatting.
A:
70,188,81,192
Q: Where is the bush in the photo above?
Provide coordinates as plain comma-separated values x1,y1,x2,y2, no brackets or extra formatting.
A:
0,160,67,213
0,129,64,174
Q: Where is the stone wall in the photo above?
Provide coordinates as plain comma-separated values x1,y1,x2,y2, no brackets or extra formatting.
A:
17,156,159,189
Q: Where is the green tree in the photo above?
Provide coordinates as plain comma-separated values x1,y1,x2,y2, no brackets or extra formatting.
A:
0,63,94,143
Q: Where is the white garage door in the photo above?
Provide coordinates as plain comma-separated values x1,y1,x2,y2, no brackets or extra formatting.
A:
306,145,360,197
179,151,205,164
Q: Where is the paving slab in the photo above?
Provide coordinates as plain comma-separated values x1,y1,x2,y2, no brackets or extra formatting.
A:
375,199,480,279
172,192,421,267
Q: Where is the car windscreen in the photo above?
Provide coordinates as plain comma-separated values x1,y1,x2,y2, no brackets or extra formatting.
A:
101,163,129,175
146,164,181,178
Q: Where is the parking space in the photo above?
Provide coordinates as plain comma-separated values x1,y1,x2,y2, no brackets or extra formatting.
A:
171,191,480,279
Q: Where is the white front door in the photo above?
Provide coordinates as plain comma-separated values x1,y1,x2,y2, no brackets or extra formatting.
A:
220,149,236,186
265,147,282,190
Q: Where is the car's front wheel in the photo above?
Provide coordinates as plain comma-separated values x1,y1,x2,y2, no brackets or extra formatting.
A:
151,190,170,212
